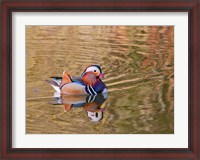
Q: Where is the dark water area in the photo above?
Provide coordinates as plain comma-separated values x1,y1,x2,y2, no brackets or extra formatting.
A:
26,26,174,134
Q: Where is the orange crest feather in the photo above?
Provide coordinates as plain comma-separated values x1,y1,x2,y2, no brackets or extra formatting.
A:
60,71,72,87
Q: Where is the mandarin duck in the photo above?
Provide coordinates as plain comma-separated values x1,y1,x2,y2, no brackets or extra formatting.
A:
46,65,108,95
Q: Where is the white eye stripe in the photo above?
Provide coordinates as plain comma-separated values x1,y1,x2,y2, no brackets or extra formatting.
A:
85,66,100,73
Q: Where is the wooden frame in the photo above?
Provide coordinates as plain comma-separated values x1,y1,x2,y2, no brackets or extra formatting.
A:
1,0,199,159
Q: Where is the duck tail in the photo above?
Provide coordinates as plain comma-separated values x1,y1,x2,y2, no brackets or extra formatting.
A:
46,71,72,92
60,71,72,87
45,79,61,92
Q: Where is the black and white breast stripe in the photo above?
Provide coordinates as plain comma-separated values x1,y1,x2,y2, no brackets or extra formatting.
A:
85,85,97,95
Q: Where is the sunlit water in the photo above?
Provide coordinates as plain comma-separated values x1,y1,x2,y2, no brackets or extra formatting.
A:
26,26,174,134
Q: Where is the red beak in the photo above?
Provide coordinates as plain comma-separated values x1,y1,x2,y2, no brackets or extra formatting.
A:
99,73,105,79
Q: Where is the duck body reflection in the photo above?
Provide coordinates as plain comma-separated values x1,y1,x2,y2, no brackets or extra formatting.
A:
53,93,108,122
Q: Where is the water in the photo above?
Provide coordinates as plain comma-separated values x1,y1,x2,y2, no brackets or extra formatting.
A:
26,26,174,134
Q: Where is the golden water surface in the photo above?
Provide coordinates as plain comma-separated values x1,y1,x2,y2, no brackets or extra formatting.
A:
26,26,174,134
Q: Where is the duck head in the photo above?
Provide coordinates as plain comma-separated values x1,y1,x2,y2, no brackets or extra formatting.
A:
82,64,105,79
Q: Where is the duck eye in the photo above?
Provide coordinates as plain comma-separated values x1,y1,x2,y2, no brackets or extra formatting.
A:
94,70,96,72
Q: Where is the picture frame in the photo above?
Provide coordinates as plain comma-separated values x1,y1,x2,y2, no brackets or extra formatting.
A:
1,0,199,159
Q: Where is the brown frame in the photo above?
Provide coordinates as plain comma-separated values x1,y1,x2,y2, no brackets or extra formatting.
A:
1,0,199,159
